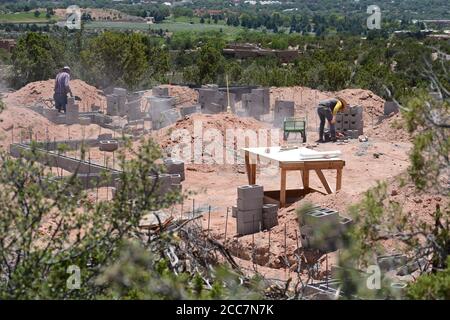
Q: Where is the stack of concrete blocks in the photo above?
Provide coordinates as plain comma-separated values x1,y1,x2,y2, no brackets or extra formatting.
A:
180,105,199,117
113,88,128,117
106,94,119,116
66,97,79,125
148,96,176,130
235,185,264,235
163,158,185,181
152,86,170,97
335,105,363,139
242,88,270,120
273,100,295,128
262,204,278,230
198,88,235,114
300,206,353,253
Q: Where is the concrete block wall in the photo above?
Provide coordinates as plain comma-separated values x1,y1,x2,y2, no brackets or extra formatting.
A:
148,96,175,129
198,88,235,114
335,105,364,138
106,94,119,116
126,99,142,121
242,88,270,120
273,100,295,127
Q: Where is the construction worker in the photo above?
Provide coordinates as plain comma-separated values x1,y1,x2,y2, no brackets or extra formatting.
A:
54,66,73,113
316,97,348,143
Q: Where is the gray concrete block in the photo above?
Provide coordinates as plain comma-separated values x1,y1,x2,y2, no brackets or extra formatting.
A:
118,95,127,117
236,208,262,235
152,86,169,97
237,185,264,200
126,99,142,121
180,105,199,117
106,94,119,116
236,209,262,224
303,209,340,237
232,205,237,218
237,197,264,211
44,109,59,122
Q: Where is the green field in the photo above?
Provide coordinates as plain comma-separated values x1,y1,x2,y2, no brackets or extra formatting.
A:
84,20,241,35
0,11,54,23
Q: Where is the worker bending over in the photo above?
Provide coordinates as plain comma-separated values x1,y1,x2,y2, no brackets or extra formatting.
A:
54,66,73,113
316,97,348,143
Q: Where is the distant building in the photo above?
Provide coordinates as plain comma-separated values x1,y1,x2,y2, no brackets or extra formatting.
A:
223,43,300,63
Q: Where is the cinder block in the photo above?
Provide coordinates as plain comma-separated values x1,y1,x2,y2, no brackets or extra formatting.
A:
263,215,278,230
180,105,198,117
237,220,261,236
237,197,264,211
236,209,262,224
106,94,119,116
237,185,263,200
232,205,237,218
303,209,340,237
152,86,169,97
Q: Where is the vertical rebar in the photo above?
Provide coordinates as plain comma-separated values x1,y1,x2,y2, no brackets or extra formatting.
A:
207,205,211,237
224,207,229,241
192,198,195,218
326,254,329,289
284,223,287,270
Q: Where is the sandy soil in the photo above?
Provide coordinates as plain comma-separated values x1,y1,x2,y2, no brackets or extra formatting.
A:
4,79,106,112
2,82,436,282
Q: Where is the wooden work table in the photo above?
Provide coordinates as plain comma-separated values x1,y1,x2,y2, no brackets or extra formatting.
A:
242,146,345,207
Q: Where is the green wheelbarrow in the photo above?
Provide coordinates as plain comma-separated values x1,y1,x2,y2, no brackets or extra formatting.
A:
283,117,307,142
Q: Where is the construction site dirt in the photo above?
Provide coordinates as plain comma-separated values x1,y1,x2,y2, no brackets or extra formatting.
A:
1,80,446,285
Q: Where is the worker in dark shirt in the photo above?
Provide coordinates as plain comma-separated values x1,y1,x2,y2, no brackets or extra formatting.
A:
54,66,73,113
316,97,348,143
